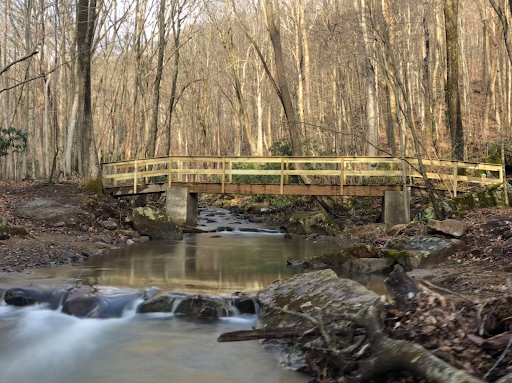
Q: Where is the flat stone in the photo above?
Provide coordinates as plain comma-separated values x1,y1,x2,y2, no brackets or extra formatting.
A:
117,229,140,238
95,241,110,249
126,239,135,245
139,236,150,242
344,258,393,274
427,219,468,238
53,221,65,228
300,244,378,269
99,220,118,230
382,235,464,270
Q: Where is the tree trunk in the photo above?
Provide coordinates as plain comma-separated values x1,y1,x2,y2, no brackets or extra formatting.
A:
444,0,464,161
76,0,101,182
147,0,166,158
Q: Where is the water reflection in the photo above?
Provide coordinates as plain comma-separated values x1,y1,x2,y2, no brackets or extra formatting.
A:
31,233,337,293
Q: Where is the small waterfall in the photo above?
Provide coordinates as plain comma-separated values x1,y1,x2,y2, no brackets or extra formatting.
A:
170,297,184,314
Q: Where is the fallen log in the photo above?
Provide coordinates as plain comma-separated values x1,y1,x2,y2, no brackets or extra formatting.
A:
218,327,319,342
483,331,512,351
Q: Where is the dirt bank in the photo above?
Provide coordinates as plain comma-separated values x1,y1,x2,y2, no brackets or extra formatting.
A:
0,181,137,272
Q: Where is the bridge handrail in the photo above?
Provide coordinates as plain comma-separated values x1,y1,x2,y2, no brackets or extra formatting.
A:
101,156,504,196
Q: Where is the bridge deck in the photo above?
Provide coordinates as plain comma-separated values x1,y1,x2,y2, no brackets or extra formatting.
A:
106,182,454,198
102,156,504,197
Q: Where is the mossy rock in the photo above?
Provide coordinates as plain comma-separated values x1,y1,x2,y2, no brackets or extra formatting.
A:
285,211,341,236
256,270,378,328
133,207,183,240
84,178,104,195
305,250,355,268
382,235,464,269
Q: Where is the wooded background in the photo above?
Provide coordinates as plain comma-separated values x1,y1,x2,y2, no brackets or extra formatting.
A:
0,0,511,182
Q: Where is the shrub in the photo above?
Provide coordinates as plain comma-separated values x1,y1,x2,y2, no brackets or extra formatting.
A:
0,127,27,156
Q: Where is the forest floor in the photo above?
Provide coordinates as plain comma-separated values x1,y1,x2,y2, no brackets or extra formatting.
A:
0,181,135,272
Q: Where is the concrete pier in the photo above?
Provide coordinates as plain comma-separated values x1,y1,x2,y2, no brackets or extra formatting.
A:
166,186,198,226
383,190,410,226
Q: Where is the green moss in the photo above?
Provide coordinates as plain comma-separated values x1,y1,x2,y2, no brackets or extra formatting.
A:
84,178,104,195
453,194,476,210
381,249,410,260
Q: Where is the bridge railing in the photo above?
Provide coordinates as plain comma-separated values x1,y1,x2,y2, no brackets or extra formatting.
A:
101,156,504,196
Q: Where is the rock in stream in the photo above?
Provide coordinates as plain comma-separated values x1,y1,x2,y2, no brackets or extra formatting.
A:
255,269,379,370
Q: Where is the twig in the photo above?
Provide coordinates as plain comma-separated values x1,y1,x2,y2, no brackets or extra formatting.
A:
419,280,476,304
75,268,85,288
393,222,413,236
484,334,512,380
0,48,39,76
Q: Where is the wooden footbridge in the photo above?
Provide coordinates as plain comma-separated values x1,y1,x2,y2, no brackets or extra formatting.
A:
102,156,504,198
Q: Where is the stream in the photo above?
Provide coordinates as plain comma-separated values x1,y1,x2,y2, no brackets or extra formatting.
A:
0,208,386,383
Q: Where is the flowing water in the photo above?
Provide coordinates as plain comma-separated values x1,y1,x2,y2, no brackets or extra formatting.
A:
0,208,386,383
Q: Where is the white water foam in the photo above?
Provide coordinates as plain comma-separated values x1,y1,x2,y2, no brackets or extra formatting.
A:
0,305,132,383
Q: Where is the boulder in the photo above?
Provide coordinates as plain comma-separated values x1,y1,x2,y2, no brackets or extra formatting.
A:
9,225,29,238
138,292,233,319
99,220,118,230
344,244,378,258
344,258,394,274
255,270,379,369
285,212,341,236
62,291,143,318
0,216,10,240
4,286,71,308
382,235,464,270
427,219,468,238
298,244,378,269
132,207,183,240
4,288,40,306
231,293,257,314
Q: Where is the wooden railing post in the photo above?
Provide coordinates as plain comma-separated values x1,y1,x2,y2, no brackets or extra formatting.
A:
340,158,345,195
133,160,138,194
222,157,226,193
168,157,173,188
285,160,289,184
229,160,233,183
280,157,284,195
113,165,118,187
453,163,458,197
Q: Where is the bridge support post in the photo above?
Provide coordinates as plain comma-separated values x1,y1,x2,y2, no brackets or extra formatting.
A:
383,190,410,226
166,186,198,226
